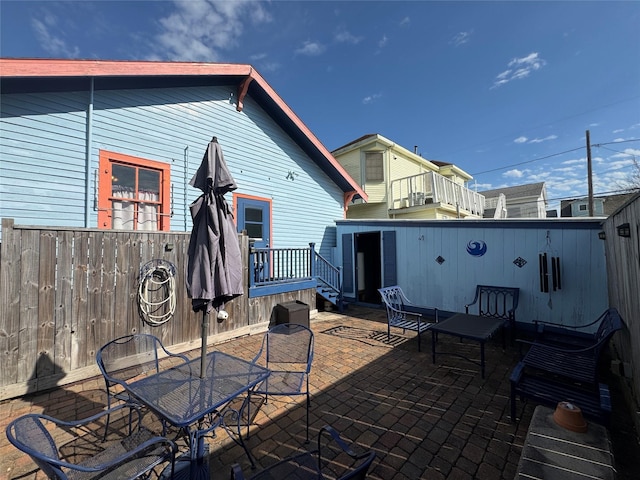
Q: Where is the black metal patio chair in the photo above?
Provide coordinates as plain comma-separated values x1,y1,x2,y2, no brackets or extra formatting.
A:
5,403,177,480
230,425,375,480
96,333,190,436
246,322,314,442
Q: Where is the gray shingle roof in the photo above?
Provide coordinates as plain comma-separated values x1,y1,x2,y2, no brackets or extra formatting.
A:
480,182,545,199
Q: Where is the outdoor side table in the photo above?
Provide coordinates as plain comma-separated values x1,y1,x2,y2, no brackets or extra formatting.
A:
124,350,270,480
516,405,615,479
430,312,505,378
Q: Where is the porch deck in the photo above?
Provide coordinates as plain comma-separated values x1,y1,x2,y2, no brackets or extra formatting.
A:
1,306,637,479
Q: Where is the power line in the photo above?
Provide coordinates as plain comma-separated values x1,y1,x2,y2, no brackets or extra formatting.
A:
547,187,640,204
471,138,639,177
593,138,640,148
435,96,640,159
470,146,584,176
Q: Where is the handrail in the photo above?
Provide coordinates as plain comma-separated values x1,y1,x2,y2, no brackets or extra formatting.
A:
313,248,341,292
250,246,312,287
389,171,485,216
249,244,343,310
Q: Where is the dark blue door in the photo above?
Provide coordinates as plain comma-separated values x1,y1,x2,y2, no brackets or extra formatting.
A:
237,197,271,282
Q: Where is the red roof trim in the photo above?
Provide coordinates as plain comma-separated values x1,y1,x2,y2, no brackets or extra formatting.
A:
0,58,253,77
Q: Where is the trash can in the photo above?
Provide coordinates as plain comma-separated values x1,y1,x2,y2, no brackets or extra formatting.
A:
275,300,310,328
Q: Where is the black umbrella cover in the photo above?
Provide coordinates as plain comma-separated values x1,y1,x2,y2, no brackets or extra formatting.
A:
186,138,243,313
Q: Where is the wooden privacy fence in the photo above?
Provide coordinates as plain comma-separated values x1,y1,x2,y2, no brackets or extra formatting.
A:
0,219,314,400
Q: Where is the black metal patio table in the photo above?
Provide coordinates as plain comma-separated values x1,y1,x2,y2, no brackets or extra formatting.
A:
430,312,505,378
124,350,270,480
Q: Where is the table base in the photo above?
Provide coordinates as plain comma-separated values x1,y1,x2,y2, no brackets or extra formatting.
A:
160,444,210,480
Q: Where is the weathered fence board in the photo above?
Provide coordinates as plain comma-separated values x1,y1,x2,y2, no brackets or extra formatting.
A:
0,219,315,400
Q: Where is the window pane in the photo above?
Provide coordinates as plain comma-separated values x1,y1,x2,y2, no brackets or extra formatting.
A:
365,152,383,181
112,164,136,197
245,223,262,239
246,207,263,222
139,169,160,197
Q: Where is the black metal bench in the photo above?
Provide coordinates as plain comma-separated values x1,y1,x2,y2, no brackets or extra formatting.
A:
378,286,437,352
510,362,612,423
510,308,623,422
518,308,623,384
465,285,519,343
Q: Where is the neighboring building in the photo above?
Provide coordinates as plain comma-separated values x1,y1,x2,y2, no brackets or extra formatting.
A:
480,182,548,219
0,58,366,258
332,134,484,220
560,193,637,217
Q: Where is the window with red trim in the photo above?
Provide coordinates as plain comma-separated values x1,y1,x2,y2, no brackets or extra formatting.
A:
98,150,170,231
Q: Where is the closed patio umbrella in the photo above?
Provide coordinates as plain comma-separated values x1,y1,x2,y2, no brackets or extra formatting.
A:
187,137,243,377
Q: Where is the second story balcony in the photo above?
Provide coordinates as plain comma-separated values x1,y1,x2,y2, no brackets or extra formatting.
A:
389,171,485,217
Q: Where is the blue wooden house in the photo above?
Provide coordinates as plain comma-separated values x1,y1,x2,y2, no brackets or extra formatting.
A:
0,59,367,306
0,58,365,256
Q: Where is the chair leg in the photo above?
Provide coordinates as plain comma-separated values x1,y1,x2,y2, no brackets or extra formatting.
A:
305,390,310,444
245,392,252,440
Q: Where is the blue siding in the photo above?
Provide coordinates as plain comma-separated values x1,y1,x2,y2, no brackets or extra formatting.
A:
1,85,345,255
1,91,89,227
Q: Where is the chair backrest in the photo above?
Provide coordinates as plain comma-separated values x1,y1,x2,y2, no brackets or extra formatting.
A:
378,286,411,313
263,323,314,372
337,450,376,480
316,425,376,480
595,308,623,340
6,415,66,480
468,285,519,320
96,334,168,388
591,308,624,355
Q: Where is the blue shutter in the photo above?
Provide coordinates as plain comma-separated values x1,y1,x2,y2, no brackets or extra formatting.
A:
383,230,397,286
342,233,354,294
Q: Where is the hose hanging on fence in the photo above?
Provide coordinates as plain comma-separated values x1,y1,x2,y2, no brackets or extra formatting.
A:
137,259,177,326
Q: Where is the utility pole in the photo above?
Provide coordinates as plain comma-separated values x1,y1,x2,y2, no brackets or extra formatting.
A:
586,130,594,216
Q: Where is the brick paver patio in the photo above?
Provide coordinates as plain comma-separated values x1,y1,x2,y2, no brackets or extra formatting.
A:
1,305,635,479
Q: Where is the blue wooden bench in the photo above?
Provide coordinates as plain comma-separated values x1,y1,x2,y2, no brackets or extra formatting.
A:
465,285,519,344
378,286,437,352
510,307,623,422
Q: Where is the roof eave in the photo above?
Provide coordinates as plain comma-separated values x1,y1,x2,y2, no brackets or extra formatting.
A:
0,58,367,200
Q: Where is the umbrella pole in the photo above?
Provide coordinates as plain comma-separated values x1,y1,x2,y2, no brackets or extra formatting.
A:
200,310,208,378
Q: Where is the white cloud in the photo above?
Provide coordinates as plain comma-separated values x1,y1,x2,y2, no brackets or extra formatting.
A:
503,169,525,178
613,129,624,134
362,93,382,105
491,52,546,89
334,28,363,44
295,40,326,56
31,13,80,57
379,34,388,48
528,135,558,144
399,16,410,27
562,157,586,165
153,0,271,61
514,134,557,145
451,31,472,46
613,138,626,143
526,171,551,182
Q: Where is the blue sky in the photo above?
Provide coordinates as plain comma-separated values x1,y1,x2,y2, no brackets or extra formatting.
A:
2,1,639,212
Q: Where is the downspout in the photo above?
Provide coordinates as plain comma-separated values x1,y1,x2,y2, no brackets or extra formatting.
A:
85,77,94,228
386,146,393,212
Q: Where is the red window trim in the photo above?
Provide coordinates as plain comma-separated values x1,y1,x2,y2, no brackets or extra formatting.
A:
98,150,171,231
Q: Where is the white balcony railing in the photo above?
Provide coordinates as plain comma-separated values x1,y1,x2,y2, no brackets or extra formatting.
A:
390,171,485,217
